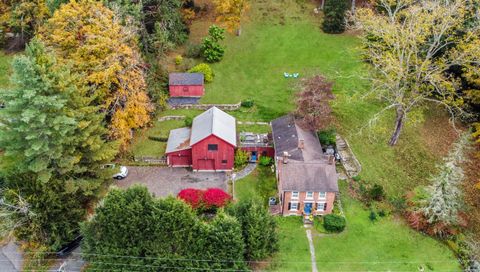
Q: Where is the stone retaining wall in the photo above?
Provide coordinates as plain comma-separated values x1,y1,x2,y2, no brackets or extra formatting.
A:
158,115,185,122
169,102,241,111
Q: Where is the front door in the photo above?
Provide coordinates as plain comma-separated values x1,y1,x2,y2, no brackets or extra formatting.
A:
304,203,313,215
251,151,257,162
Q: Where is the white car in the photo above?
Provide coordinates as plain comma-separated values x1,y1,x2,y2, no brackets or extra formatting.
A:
103,164,129,180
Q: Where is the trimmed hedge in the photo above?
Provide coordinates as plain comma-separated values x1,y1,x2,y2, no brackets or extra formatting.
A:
323,214,346,232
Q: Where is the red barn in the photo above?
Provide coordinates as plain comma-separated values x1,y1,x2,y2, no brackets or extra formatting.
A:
166,107,236,171
169,73,205,97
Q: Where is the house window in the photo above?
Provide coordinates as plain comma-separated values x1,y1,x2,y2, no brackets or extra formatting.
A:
291,191,299,199
318,192,326,199
306,192,313,199
317,202,327,211
221,159,227,164
289,202,299,211
208,144,218,151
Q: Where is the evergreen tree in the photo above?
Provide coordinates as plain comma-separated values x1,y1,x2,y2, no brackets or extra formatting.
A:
423,134,471,226
198,212,247,270
227,198,279,261
322,0,349,34
0,40,116,248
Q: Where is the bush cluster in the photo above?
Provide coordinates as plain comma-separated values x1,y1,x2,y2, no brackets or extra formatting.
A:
241,99,255,108
189,63,214,83
202,25,226,62
259,156,273,166
235,149,249,168
323,214,346,232
318,128,336,146
147,135,168,142
178,188,232,211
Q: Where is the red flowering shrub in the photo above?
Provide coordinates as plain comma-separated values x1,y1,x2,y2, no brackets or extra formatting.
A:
177,188,204,209
177,188,231,211
203,188,232,209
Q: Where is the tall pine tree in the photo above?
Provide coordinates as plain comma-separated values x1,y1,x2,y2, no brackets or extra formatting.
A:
422,134,471,226
0,40,117,248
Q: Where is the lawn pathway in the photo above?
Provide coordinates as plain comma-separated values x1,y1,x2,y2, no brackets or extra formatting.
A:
234,163,257,180
305,226,318,272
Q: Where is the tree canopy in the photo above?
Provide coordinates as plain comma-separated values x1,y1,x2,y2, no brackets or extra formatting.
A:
0,40,116,248
38,0,153,148
354,0,480,145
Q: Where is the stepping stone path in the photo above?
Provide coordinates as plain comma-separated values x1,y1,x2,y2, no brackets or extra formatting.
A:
336,135,362,178
304,225,318,272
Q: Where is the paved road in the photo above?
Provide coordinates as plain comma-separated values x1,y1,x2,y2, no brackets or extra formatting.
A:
116,166,227,197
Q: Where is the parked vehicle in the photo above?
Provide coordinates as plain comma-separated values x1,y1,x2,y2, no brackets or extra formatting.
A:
56,235,83,258
102,164,129,180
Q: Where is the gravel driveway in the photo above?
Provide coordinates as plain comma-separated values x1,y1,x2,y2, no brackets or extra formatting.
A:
115,166,228,197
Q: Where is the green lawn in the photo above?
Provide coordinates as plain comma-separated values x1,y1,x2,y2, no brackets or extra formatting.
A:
129,119,185,157
236,171,460,271
234,165,277,205
0,51,14,88
313,183,460,271
268,217,312,272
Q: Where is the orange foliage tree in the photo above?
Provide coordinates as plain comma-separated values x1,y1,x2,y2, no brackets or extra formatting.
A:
38,0,153,149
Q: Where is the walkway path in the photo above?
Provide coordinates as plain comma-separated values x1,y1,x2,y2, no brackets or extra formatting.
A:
305,226,318,272
336,135,362,178
234,163,257,180
0,241,22,272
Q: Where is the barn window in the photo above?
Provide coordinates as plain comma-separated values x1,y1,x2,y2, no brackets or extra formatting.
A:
221,160,227,164
183,86,189,92
208,144,218,151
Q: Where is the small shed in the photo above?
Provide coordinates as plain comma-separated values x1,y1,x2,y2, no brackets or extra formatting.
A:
169,73,205,97
165,127,192,167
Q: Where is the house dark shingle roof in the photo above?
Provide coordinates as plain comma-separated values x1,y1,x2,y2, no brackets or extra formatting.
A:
169,73,204,85
278,161,339,192
271,115,323,161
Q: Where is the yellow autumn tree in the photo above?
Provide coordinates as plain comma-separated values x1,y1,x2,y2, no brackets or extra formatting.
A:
38,0,153,149
212,0,249,33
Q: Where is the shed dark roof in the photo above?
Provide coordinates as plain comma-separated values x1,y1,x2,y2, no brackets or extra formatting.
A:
271,115,323,161
279,161,339,192
169,73,204,85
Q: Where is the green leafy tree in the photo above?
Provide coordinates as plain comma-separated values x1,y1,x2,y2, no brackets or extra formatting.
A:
0,40,116,248
227,198,279,261
322,0,349,34
142,0,188,54
202,25,226,63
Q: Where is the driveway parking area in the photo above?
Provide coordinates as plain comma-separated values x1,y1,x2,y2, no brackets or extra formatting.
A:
115,166,228,197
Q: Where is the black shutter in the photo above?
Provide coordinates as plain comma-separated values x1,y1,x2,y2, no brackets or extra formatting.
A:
324,202,327,211
288,202,291,210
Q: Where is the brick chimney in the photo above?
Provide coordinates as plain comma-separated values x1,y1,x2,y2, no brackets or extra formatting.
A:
328,155,335,165
283,151,289,164
298,139,304,149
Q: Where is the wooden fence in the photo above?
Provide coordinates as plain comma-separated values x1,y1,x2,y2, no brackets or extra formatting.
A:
133,156,167,165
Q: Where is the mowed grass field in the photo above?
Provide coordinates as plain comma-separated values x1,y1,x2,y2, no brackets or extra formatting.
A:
313,183,460,272
235,171,459,271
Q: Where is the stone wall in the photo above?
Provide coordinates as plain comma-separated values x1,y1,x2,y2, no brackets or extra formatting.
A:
169,102,241,111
